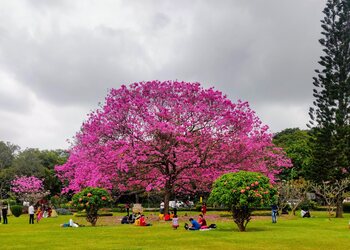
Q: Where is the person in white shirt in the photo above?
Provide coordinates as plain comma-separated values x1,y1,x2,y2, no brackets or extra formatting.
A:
172,215,179,229
160,201,165,214
28,204,35,224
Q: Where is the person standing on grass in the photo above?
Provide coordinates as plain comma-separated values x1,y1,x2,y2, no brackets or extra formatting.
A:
29,203,35,224
271,204,278,223
201,202,207,216
125,203,130,216
36,206,43,223
160,201,164,214
2,202,8,224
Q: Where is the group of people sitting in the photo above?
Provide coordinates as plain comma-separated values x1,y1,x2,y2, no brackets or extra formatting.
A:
35,205,54,222
184,214,216,231
121,212,151,226
121,211,216,230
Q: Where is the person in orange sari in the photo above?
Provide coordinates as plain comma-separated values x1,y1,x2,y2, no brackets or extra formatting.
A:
36,206,43,223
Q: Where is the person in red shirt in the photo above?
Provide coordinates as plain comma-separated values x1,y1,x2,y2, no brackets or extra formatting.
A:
198,214,208,229
201,202,207,216
164,213,171,221
139,215,151,226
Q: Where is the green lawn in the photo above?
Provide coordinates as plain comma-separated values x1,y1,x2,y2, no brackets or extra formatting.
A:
0,211,349,249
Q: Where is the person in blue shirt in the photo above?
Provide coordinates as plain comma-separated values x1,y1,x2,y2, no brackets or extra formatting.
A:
271,204,278,223
184,218,201,230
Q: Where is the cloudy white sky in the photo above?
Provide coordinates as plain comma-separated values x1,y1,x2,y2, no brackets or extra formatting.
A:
0,0,325,150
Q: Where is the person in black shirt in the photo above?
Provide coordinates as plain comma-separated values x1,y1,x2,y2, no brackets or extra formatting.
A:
2,202,8,224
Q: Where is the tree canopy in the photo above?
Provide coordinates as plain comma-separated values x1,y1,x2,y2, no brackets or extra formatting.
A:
273,128,313,180
56,81,290,213
308,0,350,217
208,171,277,231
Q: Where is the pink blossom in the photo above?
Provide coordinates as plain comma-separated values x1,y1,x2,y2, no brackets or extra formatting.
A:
55,81,291,201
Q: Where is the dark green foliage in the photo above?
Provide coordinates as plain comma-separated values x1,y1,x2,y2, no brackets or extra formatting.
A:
0,141,19,169
55,208,73,215
0,143,68,200
10,205,23,217
72,187,112,226
208,171,277,231
0,142,20,199
343,202,350,212
308,0,350,182
273,128,313,180
308,0,350,217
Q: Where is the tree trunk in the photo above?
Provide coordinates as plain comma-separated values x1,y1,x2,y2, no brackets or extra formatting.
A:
164,190,171,215
335,197,343,218
233,206,251,232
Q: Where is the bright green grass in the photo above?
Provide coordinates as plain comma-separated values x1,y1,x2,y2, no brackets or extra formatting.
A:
0,211,349,249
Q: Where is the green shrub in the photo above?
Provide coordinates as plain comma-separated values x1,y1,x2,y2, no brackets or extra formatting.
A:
343,202,350,213
56,208,73,215
116,204,125,212
299,200,319,211
11,205,23,217
209,171,277,232
72,187,112,226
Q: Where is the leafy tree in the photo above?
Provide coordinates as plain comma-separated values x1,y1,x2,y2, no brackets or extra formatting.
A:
11,175,50,203
0,141,19,169
0,141,19,199
273,128,313,180
308,0,350,218
71,187,112,226
56,81,290,215
277,178,310,216
208,171,277,232
11,148,46,177
39,150,68,196
311,178,350,219
0,168,15,199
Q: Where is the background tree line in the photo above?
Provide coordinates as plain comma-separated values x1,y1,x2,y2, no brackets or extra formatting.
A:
0,141,68,200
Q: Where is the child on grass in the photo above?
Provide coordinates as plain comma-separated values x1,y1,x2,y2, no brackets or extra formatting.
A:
172,215,179,229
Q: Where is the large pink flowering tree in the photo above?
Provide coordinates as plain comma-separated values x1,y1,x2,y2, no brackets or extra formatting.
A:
11,176,50,203
56,81,290,214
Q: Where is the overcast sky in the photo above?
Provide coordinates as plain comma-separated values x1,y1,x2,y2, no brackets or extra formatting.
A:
0,0,325,150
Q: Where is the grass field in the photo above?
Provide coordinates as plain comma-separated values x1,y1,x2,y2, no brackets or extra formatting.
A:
0,211,349,249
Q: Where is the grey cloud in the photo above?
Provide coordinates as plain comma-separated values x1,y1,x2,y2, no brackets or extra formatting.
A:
0,26,152,107
0,90,33,114
0,0,329,148
152,0,324,107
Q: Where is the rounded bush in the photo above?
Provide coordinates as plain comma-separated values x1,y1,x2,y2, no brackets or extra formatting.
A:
56,208,73,215
11,205,23,217
343,202,350,213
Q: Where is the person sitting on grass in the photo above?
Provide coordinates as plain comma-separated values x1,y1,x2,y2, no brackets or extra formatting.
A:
301,209,311,218
164,213,172,221
134,214,141,226
128,213,135,224
139,214,151,226
121,215,129,224
198,214,208,229
184,218,201,230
